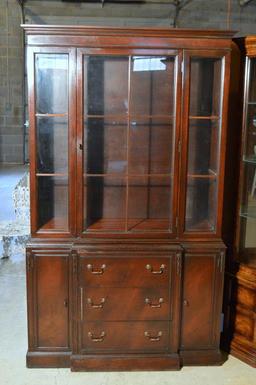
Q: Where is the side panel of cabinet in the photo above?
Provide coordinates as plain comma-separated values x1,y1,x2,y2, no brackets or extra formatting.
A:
180,250,224,350
27,249,71,350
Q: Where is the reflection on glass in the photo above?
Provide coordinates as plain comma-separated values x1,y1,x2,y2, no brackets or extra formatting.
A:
187,120,219,175
84,117,127,175
37,117,68,173
244,105,256,162
185,178,217,231
130,56,175,116
84,176,126,231
84,56,129,116
128,176,171,231
129,118,174,174
37,176,68,231
189,58,222,117
35,54,68,114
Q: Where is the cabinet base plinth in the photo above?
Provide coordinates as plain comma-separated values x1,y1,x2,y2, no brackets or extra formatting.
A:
180,349,224,366
26,351,71,368
70,354,180,371
231,341,256,368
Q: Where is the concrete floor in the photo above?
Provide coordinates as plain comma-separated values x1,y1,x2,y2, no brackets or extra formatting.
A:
0,164,28,223
0,257,255,385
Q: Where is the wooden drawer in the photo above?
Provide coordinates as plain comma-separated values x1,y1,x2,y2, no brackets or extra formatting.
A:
82,321,169,352
80,257,170,287
82,287,170,321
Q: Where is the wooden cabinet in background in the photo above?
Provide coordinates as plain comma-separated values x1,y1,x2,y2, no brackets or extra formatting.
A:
22,25,237,371
223,36,256,368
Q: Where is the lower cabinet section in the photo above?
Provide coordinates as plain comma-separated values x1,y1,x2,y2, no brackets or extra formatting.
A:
26,241,226,370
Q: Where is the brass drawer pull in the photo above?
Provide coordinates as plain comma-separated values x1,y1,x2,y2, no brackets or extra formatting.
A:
146,264,165,274
87,297,105,308
87,263,106,275
144,331,162,342
145,297,164,308
88,331,106,342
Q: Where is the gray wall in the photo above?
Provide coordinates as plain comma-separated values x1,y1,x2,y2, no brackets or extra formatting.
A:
1,0,256,163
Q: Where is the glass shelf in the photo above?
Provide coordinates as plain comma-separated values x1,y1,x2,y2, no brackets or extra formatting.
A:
36,113,68,117
240,209,256,219
189,116,220,120
243,155,256,164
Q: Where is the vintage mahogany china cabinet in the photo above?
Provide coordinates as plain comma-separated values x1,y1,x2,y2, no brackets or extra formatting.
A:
224,36,256,368
23,24,237,371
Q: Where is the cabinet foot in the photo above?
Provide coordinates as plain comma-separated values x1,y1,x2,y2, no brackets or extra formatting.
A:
26,351,71,368
180,349,224,366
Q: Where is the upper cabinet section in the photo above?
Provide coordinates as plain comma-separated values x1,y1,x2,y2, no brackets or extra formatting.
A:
24,26,234,238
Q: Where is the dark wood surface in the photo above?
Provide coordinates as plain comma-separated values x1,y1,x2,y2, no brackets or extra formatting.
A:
23,25,237,371
222,36,256,368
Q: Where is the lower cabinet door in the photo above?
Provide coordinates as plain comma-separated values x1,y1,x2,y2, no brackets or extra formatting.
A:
27,249,70,350
180,249,224,350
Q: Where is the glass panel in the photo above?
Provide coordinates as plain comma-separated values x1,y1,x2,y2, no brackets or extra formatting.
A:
240,163,256,219
130,56,175,116
189,58,222,117
84,56,129,116
185,56,222,233
244,104,256,161
37,176,68,231
128,176,171,231
248,58,256,103
36,116,68,174
129,117,174,175
239,163,256,265
84,176,126,231
188,119,219,176
185,177,217,232
35,54,68,114
84,117,127,175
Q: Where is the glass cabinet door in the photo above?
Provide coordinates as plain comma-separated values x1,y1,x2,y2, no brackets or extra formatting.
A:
28,48,76,235
182,51,227,235
79,51,180,233
238,57,256,263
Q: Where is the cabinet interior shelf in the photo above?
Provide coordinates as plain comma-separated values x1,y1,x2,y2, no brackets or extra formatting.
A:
85,218,171,232
36,173,67,177
189,115,219,120
36,113,68,117
84,114,173,119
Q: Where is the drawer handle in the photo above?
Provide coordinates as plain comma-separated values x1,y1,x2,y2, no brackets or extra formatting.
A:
144,331,162,342
145,297,164,308
87,297,106,308
88,331,106,342
87,264,106,275
146,264,165,274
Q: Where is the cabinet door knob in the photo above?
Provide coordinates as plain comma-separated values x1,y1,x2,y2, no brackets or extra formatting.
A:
87,297,105,308
145,298,164,308
146,264,165,274
183,299,189,307
63,299,68,307
88,331,106,342
87,263,106,275
144,331,162,341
